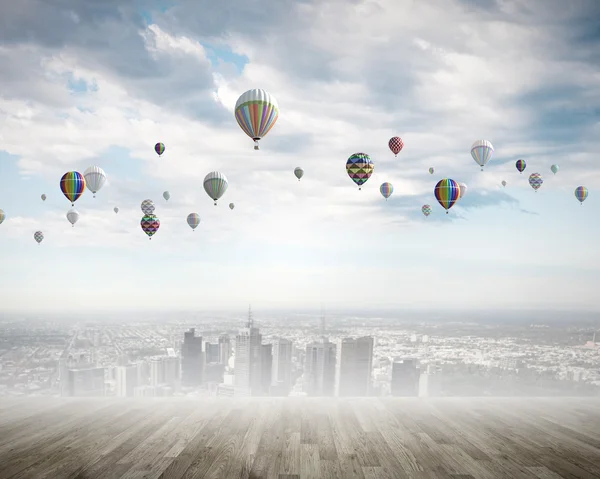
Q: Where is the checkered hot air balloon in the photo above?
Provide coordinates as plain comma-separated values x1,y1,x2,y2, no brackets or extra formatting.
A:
60,171,86,206
529,173,543,192
380,182,393,200
471,140,494,171
187,213,200,231
388,137,404,157
516,159,526,174
141,214,160,240
346,153,374,190
34,231,44,244
434,179,460,214
234,89,279,150
141,199,155,215
422,205,432,217
574,186,588,205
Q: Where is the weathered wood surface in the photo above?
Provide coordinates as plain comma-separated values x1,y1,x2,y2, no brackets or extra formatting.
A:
0,397,598,479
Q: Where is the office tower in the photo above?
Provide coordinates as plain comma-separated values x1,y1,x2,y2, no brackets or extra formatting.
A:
234,307,263,396
149,356,180,388
181,328,203,386
391,358,419,396
304,338,336,396
66,367,106,397
205,342,220,364
261,344,273,395
271,338,293,395
115,364,138,397
335,336,374,397
218,335,231,365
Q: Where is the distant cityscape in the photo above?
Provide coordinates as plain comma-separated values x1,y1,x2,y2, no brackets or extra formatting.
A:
0,308,599,398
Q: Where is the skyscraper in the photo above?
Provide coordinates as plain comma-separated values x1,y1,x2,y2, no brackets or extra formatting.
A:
391,358,420,396
115,364,138,397
181,328,203,386
261,344,273,396
304,338,336,396
218,335,231,365
335,336,374,397
205,342,220,364
271,337,293,395
234,306,263,396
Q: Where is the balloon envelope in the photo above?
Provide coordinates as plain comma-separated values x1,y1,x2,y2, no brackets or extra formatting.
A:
187,213,200,230
114,207,119,214
141,214,160,239
60,171,86,205
471,140,494,170
163,191,170,201
346,153,374,188
66,208,79,227
434,179,460,213
34,231,44,244
203,172,228,205
41,194,46,201
529,173,543,191
83,166,106,196
234,89,279,149
516,159,526,173
380,182,393,199
502,180,507,187
0,209,5,224
294,167,304,180
422,205,432,217
141,199,155,215
574,186,588,203
388,137,404,156
458,182,467,198
229,203,235,210
551,164,559,174
155,142,165,156
429,167,434,174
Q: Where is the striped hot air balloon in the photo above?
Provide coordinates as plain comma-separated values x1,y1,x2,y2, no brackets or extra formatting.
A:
516,159,526,174
234,89,279,150
434,179,461,214
574,186,588,205
59,171,86,206
380,182,393,200
203,172,228,205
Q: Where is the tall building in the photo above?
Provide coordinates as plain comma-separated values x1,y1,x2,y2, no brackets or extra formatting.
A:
115,364,138,397
335,336,374,397
181,328,203,386
271,338,294,395
260,344,273,396
149,356,180,388
66,367,106,397
218,335,231,365
234,307,263,396
304,338,336,396
391,358,419,396
205,342,220,364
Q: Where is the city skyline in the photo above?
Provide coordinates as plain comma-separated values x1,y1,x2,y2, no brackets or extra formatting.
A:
1,0,600,312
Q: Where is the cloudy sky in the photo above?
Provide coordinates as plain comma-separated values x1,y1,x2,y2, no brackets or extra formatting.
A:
0,0,599,313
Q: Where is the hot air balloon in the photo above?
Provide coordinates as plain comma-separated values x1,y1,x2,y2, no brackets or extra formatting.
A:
60,171,86,206
551,164,559,175
294,167,304,181
34,231,44,244
458,182,467,199
141,214,159,240
574,186,588,205
502,180,507,187
234,89,279,150
41,194,46,201
346,153,374,190
203,172,228,205
380,182,393,200
388,137,404,156
229,203,235,210
434,179,460,214
66,208,79,227
422,205,432,217
83,166,106,198
163,191,170,201
429,167,434,175
141,199,155,215
529,173,543,192
155,142,165,156
516,159,526,174
114,207,119,214
471,140,494,171
187,213,200,231
0,209,5,224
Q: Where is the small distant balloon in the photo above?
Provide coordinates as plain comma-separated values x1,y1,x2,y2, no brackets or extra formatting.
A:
471,140,494,171
114,207,119,214
41,194,46,201
429,167,434,175
528,173,543,192
294,167,304,181
66,208,79,227
380,182,393,200
458,182,467,199
141,214,160,240
34,231,44,244
229,203,235,210
0,209,5,224
502,180,507,187
155,142,165,156
388,137,404,157
163,191,170,201
551,164,559,175
574,186,588,205
187,213,200,231
516,159,526,174
422,205,432,217
141,199,155,215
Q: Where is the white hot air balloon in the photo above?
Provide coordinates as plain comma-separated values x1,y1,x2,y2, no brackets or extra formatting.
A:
458,182,467,199
470,140,494,171
141,199,155,215
66,208,79,227
234,89,279,150
83,166,107,198
203,172,228,206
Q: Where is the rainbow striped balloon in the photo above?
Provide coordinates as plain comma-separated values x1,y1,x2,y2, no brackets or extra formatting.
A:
380,182,393,200
434,179,460,214
346,153,374,190
574,186,588,205
516,159,526,174
234,89,279,150
60,171,86,206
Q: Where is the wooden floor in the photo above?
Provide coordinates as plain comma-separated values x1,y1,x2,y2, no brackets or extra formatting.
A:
0,398,599,479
